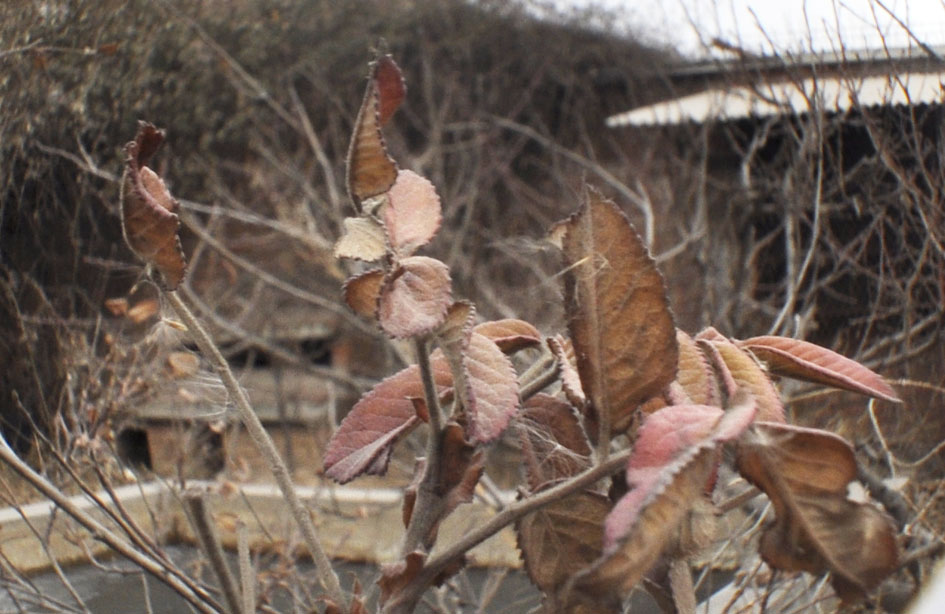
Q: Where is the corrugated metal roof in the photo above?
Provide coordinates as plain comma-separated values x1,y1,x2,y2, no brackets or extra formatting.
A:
607,70,945,127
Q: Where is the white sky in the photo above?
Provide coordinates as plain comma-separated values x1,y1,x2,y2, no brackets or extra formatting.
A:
559,0,945,57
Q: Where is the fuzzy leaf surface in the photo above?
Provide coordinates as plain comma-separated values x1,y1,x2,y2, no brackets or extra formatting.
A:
675,329,719,406
378,256,452,338
346,55,404,207
548,335,586,410
518,393,592,491
736,422,899,601
384,170,442,257
738,336,900,402
322,357,452,483
557,189,677,437
462,332,519,443
120,122,187,289
334,216,388,262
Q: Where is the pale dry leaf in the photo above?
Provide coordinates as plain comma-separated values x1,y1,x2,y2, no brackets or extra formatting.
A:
334,216,388,262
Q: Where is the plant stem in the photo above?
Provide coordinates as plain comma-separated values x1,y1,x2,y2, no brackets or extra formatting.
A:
0,433,222,614
165,291,348,611
398,337,446,556
184,491,242,614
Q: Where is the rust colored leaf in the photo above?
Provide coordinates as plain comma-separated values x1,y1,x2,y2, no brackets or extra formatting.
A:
334,216,388,262
378,551,425,605
346,55,404,208
462,332,520,443
378,256,452,339
675,329,719,406
548,335,586,410
518,393,592,491
516,491,611,594
736,422,900,601
120,122,187,289
384,170,442,257
437,301,475,350
556,189,677,439
738,335,900,403
701,337,784,423
322,356,452,483
343,269,385,319
473,319,542,353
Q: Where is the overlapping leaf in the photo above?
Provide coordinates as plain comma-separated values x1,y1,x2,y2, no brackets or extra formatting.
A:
384,170,442,257
378,256,452,338
120,122,187,289
342,269,385,319
322,357,452,483
556,189,677,439
548,335,587,410
517,491,611,596
518,393,592,491
700,336,784,422
736,422,900,601
564,394,756,607
346,55,405,208
737,335,901,402
674,329,719,406
472,319,542,353
334,216,388,262
462,332,519,443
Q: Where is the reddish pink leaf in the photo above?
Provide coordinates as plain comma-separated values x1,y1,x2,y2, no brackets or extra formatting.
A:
378,256,452,338
383,170,442,257
120,122,187,289
346,55,404,208
701,337,784,422
323,357,452,483
473,319,542,353
462,332,520,443
343,269,384,319
737,335,900,402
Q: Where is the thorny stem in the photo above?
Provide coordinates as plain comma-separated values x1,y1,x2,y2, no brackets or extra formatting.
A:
0,433,222,614
165,291,349,611
398,337,447,557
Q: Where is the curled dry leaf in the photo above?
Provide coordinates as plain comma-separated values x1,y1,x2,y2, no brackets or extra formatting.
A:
334,216,388,262
472,319,542,353
548,335,586,410
346,55,405,209
735,422,900,601
343,269,385,319
378,256,452,339
516,491,611,596
675,329,720,406
384,170,442,257
461,332,520,444
737,335,901,402
322,356,452,483
518,393,592,491
700,336,784,422
556,189,677,440
120,122,187,290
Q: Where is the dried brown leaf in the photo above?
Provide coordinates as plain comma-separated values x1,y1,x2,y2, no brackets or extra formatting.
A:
322,356,452,483
675,329,719,406
346,55,404,208
737,335,900,402
120,122,187,289
736,422,900,601
557,189,677,439
378,256,452,339
518,393,592,491
343,269,385,319
548,335,587,410
701,337,784,422
384,170,442,257
167,352,199,378
472,319,542,353
126,298,160,324
334,216,388,262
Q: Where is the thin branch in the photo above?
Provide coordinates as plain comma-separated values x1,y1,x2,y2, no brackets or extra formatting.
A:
164,291,348,611
184,491,242,614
